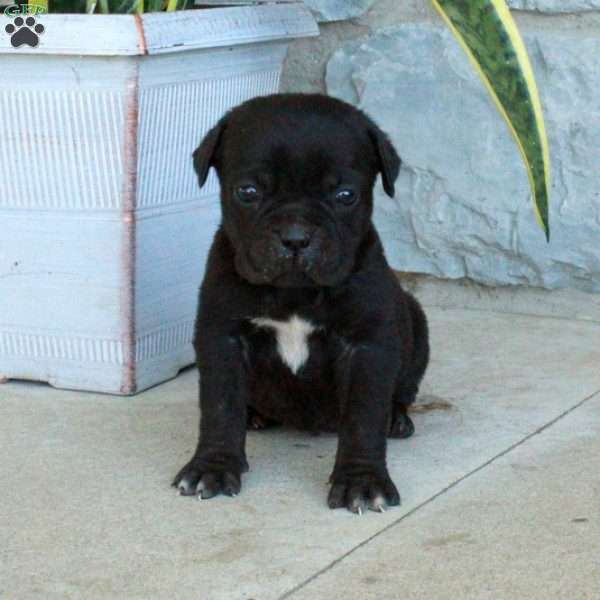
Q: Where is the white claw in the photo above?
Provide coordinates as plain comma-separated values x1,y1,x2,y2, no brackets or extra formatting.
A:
177,479,192,495
371,495,386,513
197,493,202,501
357,506,363,516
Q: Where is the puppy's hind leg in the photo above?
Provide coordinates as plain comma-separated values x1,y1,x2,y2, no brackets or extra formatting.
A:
389,293,430,439
389,384,417,439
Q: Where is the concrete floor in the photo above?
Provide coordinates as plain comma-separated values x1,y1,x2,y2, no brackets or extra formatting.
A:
1,307,599,599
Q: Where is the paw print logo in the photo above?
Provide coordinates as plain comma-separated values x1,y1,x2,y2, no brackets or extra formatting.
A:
5,16,45,48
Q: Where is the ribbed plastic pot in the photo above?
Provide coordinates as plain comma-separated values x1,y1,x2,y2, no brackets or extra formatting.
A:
0,3,318,394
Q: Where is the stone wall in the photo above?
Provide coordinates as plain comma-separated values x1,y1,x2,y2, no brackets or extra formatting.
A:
281,1,600,293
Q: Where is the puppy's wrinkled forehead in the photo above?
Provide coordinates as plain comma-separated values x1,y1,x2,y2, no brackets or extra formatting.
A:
222,106,376,179
193,94,401,200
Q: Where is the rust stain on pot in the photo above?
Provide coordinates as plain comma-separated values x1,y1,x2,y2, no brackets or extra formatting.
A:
120,16,146,394
134,14,149,55
120,66,140,395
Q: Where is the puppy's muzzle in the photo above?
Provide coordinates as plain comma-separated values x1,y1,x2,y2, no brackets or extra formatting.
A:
242,210,340,287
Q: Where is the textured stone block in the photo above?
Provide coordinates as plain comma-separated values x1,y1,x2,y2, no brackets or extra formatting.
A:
507,0,600,12
303,0,375,22
326,24,600,292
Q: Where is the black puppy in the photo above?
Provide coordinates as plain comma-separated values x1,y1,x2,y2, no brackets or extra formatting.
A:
173,94,429,514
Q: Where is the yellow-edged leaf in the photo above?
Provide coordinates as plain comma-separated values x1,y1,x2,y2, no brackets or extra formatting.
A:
432,0,551,240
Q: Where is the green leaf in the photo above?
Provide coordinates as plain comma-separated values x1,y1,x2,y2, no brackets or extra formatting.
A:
107,0,142,13
44,0,190,12
432,0,551,240
154,0,170,11
31,0,49,12
48,0,87,12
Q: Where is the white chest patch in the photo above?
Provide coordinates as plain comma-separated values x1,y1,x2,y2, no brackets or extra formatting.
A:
251,314,316,374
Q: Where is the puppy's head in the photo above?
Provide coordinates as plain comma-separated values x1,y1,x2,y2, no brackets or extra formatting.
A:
193,94,400,287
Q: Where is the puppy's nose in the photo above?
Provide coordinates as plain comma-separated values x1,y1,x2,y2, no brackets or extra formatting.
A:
278,224,312,252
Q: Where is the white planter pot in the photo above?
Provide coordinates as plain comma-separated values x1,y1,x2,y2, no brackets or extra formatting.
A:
0,4,318,394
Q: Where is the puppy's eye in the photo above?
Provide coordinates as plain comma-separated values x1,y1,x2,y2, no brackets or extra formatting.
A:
334,188,357,205
235,184,260,204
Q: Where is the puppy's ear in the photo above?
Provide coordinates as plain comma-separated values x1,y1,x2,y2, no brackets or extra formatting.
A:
368,125,401,198
192,116,227,188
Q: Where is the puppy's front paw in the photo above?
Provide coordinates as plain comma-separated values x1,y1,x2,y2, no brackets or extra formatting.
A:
173,458,242,500
327,470,400,514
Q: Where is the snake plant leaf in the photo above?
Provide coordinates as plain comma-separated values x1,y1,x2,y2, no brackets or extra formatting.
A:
431,0,551,240
31,0,48,12
48,0,88,11
166,0,193,10
108,0,144,13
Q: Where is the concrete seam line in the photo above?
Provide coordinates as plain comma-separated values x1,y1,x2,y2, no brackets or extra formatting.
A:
278,388,600,600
